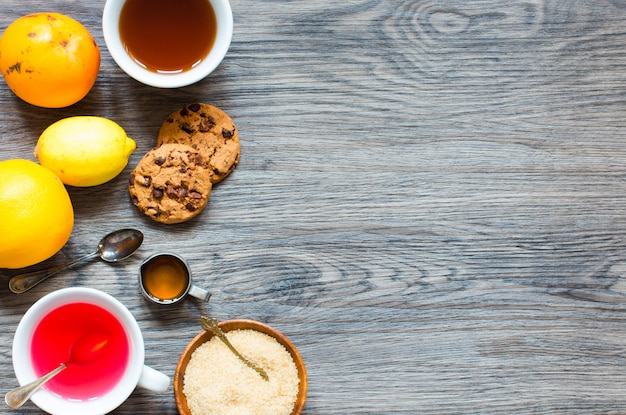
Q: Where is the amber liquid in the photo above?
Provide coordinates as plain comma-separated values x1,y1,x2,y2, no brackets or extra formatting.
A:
119,0,217,73
141,256,189,301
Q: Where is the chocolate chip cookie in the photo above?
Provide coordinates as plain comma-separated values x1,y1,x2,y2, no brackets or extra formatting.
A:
157,102,240,184
128,143,212,224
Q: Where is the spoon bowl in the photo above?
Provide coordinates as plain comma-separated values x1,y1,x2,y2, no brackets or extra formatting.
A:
98,229,144,262
69,331,110,366
9,229,144,294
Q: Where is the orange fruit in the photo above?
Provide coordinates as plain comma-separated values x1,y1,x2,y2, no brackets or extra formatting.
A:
0,159,74,269
0,12,100,108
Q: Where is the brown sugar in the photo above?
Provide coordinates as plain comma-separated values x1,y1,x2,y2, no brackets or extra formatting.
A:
183,329,299,415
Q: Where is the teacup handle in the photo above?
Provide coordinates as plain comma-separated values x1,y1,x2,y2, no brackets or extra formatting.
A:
138,365,170,393
188,285,211,302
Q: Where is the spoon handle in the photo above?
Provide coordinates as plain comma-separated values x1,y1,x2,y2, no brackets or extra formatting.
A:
201,317,269,381
9,251,99,294
5,363,67,410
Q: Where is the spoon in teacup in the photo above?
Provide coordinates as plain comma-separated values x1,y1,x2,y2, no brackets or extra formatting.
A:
9,228,144,294
5,330,110,410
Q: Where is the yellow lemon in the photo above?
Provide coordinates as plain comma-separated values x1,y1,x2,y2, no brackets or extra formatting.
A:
0,159,74,269
35,116,136,187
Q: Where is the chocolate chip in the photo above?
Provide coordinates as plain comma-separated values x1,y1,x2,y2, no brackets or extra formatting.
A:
222,128,234,139
198,118,215,133
185,203,197,211
180,107,189,117
152,188,164,199
166,185,177,197
147,206,160,216
188,103,201,112
143,176,152,187
129,174,135,185
154,156,165,166
131,195,139,205
179,165,187,173
193,153,204,164
190,191,202,199
181,123,194,134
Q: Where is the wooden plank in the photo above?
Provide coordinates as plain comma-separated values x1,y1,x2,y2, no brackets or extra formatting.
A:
2,0,626,413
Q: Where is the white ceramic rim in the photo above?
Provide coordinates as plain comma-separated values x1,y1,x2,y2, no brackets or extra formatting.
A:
12,287,145,415
102,0,233,88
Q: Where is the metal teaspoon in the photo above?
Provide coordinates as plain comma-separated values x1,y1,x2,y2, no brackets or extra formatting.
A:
201,317,269,381
9,228,144,294
5,330,110,409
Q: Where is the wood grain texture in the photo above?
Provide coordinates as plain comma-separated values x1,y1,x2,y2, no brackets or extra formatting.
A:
2,0,626,413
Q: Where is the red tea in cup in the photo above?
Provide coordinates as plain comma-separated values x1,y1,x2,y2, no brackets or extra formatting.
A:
30,302,129,400
12,287,170,414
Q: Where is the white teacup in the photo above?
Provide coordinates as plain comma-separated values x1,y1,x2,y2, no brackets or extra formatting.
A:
11,287,170,415
102,0,233,88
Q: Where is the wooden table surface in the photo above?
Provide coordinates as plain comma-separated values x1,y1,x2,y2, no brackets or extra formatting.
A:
2,0,626,413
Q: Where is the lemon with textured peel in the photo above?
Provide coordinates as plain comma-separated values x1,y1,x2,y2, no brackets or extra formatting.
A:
35,116,136,187
0,159,74,269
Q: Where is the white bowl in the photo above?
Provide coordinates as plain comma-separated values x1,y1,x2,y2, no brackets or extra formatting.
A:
102,0,233,88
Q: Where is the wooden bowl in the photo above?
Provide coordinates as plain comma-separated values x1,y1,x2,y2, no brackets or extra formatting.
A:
174,319,308,415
